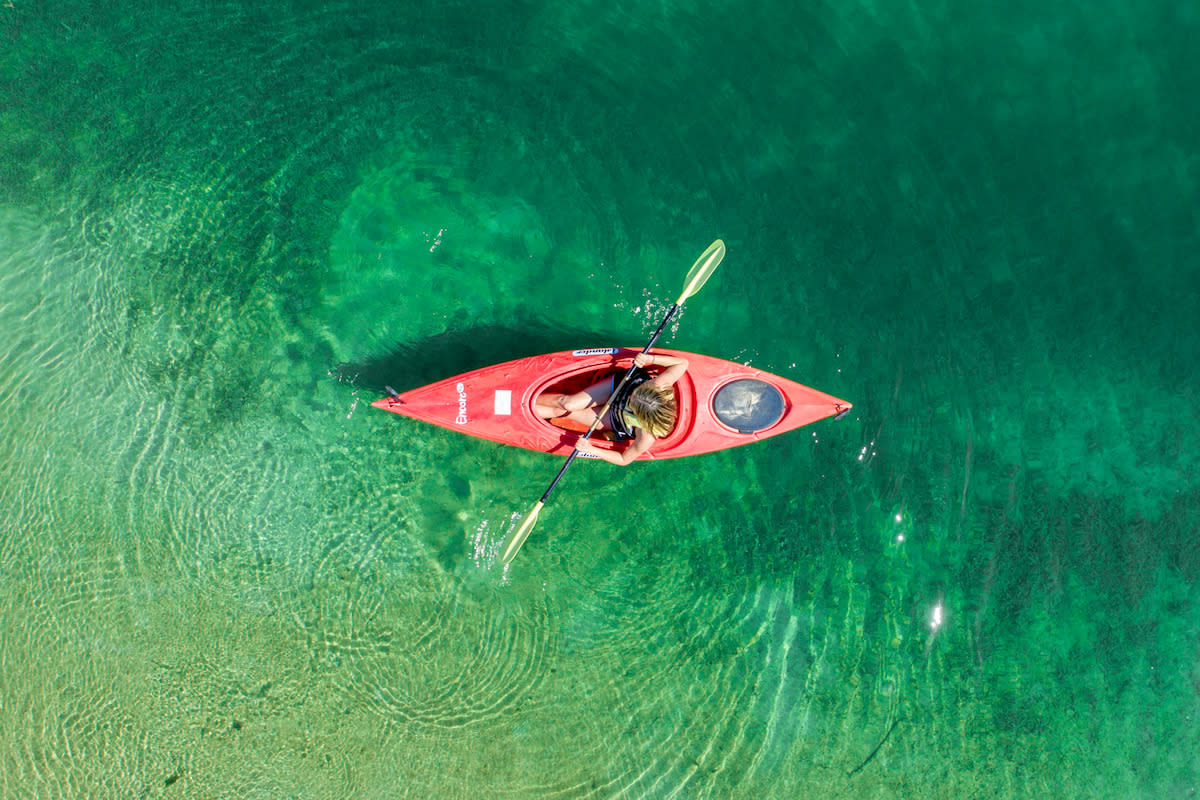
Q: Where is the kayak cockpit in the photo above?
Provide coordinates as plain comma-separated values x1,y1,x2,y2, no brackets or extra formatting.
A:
535,366,683,441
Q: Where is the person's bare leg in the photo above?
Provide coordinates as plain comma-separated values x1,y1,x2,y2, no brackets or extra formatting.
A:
535,392,574,418
535,379,614,424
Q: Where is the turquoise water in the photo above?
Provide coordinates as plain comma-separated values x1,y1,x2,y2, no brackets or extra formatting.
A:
2,0,1198,797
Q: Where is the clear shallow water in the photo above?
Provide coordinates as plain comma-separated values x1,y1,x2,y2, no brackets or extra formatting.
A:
2,1,1198,798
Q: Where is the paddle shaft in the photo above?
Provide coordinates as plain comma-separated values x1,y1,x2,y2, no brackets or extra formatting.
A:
536,302,681,503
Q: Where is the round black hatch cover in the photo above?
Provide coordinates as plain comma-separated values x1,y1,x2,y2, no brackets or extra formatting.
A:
712,379,786,433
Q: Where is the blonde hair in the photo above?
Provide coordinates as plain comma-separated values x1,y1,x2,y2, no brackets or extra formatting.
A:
623,383,677,438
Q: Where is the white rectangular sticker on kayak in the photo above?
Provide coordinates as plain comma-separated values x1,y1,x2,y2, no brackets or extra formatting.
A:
493,390,512,416
571,348,619,357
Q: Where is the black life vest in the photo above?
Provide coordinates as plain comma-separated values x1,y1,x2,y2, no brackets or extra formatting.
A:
609,367,650,441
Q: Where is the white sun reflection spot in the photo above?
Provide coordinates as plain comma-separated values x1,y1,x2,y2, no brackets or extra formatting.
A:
472,516,512,580
470,519,491,568
930,602,945,631
896,533,905,543
426,227,446,252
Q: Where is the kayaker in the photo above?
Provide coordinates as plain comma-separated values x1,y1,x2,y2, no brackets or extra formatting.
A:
535,352,688,465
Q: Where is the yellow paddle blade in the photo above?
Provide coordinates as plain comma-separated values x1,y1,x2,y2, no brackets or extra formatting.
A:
500,501,543,564
674,239,725,306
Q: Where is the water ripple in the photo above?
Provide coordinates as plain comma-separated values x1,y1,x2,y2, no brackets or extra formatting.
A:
296,574,557,731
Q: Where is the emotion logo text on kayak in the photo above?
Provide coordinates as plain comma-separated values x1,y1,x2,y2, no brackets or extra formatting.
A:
455,383,468,424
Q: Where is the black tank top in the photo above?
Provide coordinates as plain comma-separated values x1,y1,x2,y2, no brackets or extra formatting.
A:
609,367,650,441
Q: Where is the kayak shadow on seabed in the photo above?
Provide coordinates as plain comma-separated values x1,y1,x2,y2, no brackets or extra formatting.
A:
335,314,628,396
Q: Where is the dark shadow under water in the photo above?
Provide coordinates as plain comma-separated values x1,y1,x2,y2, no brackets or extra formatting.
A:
338,313,628,394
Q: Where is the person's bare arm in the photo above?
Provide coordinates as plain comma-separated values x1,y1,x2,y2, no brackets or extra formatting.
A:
573,429,654,466
636,352,688,388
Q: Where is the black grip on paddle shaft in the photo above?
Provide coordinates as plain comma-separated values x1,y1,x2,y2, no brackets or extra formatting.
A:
541,451,579,501
538,302,681,504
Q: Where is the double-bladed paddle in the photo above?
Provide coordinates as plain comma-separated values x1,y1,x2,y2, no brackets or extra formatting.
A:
499,239,726,565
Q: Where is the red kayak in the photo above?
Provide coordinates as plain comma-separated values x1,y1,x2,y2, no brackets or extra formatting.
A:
371,348,851,460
